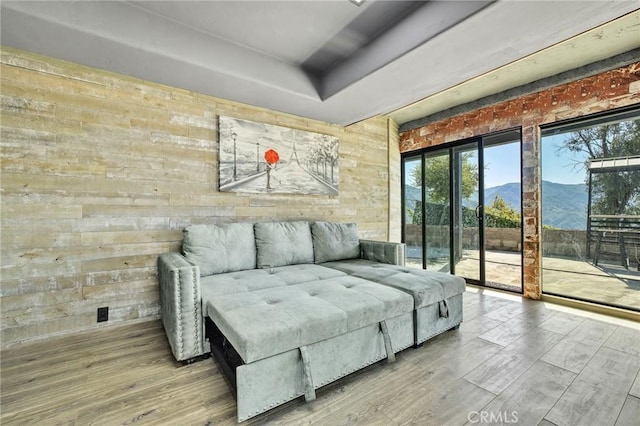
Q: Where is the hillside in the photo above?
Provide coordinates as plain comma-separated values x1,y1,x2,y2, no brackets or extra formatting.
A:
540,181,588,230
404,181,588,229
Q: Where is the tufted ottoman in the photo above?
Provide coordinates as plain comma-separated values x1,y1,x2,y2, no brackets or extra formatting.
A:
203,273,414,421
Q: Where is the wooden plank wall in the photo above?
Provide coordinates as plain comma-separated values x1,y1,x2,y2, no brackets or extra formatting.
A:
387,118,402,243
0,47,394,348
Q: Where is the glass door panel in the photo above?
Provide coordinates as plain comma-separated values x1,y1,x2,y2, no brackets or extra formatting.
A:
424,151,451,272
453,143,481,283
483,135,523,292
541,112,640,311
403,156,423,268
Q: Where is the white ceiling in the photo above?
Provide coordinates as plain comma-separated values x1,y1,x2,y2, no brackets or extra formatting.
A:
1,1,639,127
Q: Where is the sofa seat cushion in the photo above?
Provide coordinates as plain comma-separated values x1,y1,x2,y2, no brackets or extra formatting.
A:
205,275,413,363
267,264,347,285
200,264,347,299
295,276,413,322
322,259,466,309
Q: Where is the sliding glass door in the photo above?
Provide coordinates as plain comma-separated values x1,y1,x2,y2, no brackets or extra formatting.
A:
541,107,640,311
482,132,523,292
423,151,452,272
403,155,423,268
452,142,481,283
403,151,453,272
402,129,522,292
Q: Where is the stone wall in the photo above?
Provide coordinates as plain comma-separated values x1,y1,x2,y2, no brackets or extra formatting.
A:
0,47,393,347
405,225,522,253
400,62,640,299
542,229,588,258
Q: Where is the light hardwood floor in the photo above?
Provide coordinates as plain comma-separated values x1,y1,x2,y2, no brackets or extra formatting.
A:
2,288,639,425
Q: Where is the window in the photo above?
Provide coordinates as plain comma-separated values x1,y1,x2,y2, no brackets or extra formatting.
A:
541,106,640,311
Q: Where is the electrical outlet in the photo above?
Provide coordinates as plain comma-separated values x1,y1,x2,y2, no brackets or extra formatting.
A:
97,307,109,322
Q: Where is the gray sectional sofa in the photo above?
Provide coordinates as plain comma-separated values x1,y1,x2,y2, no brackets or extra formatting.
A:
158,221,465,422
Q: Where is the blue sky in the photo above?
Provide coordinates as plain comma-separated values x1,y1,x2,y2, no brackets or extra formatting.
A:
541,134,589,185
484,137,589,187
483,142,520,188
404,136,588,190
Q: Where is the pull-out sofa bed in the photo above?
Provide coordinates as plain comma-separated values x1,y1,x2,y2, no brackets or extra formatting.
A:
158,221,465,422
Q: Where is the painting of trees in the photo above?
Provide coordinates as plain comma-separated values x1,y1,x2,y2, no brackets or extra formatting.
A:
303,135,339,185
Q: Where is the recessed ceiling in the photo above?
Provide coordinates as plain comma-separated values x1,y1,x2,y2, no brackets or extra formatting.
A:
1,1,638,126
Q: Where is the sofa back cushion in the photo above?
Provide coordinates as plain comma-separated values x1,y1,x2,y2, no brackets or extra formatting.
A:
311,221,360,263
254,221,314,268
182,223,256,276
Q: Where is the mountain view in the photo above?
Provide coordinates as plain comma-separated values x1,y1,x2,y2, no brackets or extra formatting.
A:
405,181,588,229
540,181,588,229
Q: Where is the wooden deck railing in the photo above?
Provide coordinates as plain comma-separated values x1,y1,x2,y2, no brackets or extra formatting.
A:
588,215,640,270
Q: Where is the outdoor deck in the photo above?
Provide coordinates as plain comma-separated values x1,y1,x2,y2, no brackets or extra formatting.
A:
408,249,640,311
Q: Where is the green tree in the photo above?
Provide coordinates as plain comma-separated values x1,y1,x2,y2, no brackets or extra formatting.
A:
485,195,521,228
560,119,640,215
407,200,422,225
411,153,478,202
406,154,479,225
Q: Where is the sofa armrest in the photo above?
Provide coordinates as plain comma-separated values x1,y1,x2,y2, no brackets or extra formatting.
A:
359,240,406,266
158,252,207,362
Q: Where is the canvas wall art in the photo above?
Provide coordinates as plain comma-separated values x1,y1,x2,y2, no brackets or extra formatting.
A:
218,116,339,195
